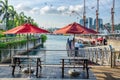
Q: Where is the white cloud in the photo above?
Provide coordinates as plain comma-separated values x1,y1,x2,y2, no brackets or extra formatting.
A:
69,5,83,13
15,4,32,12
40,6,50,14
39,5,83,15
30,7,40,14
40,6,60,14
57,6,68,12
15,3,85,17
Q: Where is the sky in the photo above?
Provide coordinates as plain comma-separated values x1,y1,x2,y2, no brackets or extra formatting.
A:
8,0,120,28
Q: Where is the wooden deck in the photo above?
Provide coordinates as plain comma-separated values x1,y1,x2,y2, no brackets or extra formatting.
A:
91,66,120,80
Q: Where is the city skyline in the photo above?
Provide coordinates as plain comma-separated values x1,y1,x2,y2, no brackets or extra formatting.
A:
79,17,103,30
8,0,120,28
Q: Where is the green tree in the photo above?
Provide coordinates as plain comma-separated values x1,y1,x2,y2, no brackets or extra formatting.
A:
18,12,26,25
8,6,16,29
0,0,13,30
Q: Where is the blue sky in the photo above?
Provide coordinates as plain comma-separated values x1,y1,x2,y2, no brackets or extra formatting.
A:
8,0,120,28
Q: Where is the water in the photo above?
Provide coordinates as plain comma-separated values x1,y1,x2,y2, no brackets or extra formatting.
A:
29,34,70,64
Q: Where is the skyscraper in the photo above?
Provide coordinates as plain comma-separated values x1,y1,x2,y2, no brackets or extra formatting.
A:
94,18,103,32
79,18,84,26
79,17,93,29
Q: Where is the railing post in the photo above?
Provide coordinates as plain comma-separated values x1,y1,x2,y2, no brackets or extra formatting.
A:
88,49,90,60
92,49,94,62
113,50,116,67
109,45,113,68
62,59,64,78
101,49,104,65
95,48,98,63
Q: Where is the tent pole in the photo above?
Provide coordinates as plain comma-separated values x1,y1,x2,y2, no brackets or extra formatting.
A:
27,33,29,52
26,33,31,78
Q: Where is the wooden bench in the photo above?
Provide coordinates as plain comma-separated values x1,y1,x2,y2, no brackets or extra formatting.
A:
60,57,89,79
11,55,42,78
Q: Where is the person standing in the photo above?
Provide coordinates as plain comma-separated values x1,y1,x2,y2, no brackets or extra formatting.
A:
75,41,79,57
67,38,71,49
103,37,107,45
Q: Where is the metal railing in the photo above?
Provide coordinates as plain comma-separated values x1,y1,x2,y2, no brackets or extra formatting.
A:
0,45,120,67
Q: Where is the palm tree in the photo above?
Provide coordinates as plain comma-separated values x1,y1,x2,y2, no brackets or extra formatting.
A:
24,16,34,24
19,12,27,25
14,12,20,26
0,0,13,30
8,5,16,29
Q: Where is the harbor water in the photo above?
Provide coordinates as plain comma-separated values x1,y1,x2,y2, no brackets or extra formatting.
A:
29,34,69,64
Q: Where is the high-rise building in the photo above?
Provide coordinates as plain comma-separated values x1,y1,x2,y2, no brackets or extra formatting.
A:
94,18,103,31
86,17,93,29
79,17,103,32
79,18,84,26
79,17,93,29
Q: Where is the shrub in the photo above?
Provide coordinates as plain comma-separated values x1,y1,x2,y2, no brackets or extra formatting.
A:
40,34,47,43
0,34,5,38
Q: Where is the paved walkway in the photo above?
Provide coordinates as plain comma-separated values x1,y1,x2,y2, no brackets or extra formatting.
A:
91,66,120,80
0,64,96,80
1,64,120,80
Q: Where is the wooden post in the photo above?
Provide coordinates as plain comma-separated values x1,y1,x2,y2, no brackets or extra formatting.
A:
39,58,42,69
113,51,116,67
109,45,113,68
83,60,85,70
12,58,17,76
62,59,64,78
36,58,39,77
86,60,89,79
96,48,98,63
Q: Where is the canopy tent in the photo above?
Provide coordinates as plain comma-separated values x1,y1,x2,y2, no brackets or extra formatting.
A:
54,22,97,34
4,23,49,34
